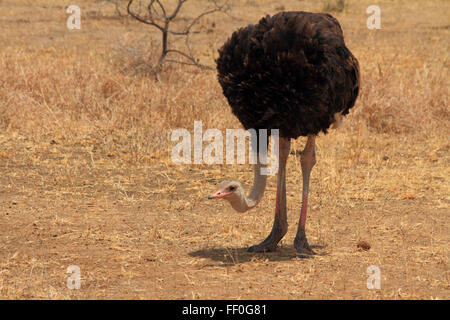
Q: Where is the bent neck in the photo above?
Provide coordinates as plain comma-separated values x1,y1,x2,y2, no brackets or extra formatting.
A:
227,163,267,212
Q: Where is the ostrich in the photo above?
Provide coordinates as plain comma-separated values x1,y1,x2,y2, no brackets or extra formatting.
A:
208,11,360,256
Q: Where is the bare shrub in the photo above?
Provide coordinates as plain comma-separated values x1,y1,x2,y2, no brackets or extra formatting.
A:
126,0,230,76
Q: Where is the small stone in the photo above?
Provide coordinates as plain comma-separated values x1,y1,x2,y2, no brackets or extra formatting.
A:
357,240,371,251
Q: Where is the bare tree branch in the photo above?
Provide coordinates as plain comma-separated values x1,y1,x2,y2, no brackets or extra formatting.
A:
167,0,187,21
127,0,230,75
127,0,165,31
154,0,167,18
169,0,229,35
146,0,166,22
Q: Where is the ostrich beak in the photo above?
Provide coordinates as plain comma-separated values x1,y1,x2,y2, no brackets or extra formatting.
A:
208,190,231,199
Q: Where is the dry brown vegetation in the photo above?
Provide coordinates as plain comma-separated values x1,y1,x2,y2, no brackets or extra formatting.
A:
0,0,448,299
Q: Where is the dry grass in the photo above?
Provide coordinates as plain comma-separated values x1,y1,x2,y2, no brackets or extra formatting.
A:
0,0,448,299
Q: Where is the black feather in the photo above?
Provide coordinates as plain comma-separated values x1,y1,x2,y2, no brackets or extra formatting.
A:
216,11,360,139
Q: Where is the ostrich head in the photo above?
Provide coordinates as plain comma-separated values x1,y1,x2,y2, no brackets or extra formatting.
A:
208,180,242,199
208,180,248,212
208,168,267,213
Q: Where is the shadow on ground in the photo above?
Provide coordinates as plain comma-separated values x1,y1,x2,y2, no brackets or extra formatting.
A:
189,245,327,265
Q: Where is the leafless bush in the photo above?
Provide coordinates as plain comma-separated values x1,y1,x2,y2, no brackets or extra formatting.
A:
127,0,230,76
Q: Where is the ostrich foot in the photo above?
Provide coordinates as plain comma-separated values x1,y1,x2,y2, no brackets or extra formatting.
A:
247,239,279,253
294,235,316,258
248,219,286,253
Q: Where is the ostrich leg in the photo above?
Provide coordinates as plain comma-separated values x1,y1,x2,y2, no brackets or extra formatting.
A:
294,134,316,256
248,137,290,252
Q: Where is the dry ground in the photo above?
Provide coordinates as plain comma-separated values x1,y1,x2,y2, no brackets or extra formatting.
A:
0,0,448,299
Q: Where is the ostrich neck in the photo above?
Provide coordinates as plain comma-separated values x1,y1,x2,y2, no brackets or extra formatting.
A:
229,163,267,212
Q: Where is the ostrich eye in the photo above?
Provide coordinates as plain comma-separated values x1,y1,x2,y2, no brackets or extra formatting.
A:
228,186,236,191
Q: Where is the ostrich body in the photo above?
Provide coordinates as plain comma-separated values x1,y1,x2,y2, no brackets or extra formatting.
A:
210,12,360,256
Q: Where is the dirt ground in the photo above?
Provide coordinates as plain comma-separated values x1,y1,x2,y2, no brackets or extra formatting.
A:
0,0,448,299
